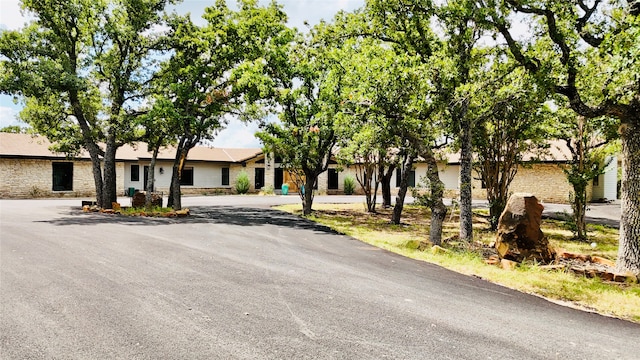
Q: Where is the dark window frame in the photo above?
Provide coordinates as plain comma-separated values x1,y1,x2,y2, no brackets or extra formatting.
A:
180,167,194,186
328,168,339,190
255,168,265,190
131,164,140,182
52,162,73,191
395,169,416,188
222,167,230,186
274,167,284,189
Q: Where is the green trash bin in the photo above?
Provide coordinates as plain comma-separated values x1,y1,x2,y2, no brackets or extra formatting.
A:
281,183,289,195
127,187,136,197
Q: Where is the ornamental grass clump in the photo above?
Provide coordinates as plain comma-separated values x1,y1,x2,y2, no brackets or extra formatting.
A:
344,175,356,195
235,171,250,194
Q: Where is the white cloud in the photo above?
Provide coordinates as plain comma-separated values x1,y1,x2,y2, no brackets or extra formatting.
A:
280,0,363,29
0,105,23,128
0,0,32,30
212,121,262,149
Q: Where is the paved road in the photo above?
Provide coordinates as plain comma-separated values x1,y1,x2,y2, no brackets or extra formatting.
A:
1,197,637,359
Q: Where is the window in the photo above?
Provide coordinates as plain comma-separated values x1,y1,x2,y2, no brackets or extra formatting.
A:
274,168,284,189
52,162,73,191
328,169,339,190
131,164,140,182
180,167,194,186
395,169,416,188
593,175,599,186
255,168,265,189
222,167,229,186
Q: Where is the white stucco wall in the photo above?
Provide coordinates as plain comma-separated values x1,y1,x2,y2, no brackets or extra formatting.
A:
123,161,232,193
591,156,618,201
389,163,459,190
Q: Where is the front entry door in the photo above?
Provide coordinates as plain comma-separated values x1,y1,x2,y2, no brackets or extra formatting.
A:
255,168,265,190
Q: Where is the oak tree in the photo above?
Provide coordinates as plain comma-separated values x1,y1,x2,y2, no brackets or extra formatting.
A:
482,0,640,274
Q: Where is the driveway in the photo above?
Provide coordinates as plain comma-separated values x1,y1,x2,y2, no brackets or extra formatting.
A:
1,197,637,359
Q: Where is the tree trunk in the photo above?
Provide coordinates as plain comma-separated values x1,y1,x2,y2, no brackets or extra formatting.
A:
145,148,159,209
168,146,189,210
302,177,315,216
573,118,588,240
88,150,104,207
488,199,507,231
380,164,395,208
168,165,181,210
617,119,640,275
391,155,414,225
70,94,104,206
355,163,375,213
364,167,375,213
571,181,588,241
101,139,118,209
459,114,474,242
424,149,447,246
371,179,379,214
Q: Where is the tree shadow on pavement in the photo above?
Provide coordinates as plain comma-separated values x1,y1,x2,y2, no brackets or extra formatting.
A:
40,206,341,234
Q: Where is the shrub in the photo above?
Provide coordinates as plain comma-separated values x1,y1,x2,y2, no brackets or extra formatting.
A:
260,185,275,195
344,176,356,195
235,171,250,194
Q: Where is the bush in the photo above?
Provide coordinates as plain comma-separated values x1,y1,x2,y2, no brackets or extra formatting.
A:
344,176,356,195
235,171,250,194
260,185,275,195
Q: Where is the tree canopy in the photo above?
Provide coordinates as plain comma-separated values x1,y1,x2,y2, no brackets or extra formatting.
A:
480,0,640,274
0,0,175,208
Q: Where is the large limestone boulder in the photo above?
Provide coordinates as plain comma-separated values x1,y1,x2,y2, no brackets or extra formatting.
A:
495,193,554,263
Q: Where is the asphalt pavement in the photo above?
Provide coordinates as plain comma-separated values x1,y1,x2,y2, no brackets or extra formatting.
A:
0,196,636,359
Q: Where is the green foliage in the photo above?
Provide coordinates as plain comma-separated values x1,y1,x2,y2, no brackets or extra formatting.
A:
0,0,175,207
0,125,28,134
120,206,174,216
260,185,275,195
235,171,250,194
411,177,442,208
152,0,291,209
469,54,551,230
249,25,341,214
482,0,640,273
343,176,356,195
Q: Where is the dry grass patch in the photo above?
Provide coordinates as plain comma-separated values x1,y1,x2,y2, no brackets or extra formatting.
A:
275,203,640,323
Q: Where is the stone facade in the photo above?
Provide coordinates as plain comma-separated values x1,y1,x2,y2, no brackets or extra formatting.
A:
1,136,614,205
229,159,263,193
338,162,591,205
468,164,581,204
0,158,124,199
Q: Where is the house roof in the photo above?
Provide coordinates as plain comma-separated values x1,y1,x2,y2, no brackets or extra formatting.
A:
0,133,72,159
0,132,576,165
440,140,573,164
0,133,262,163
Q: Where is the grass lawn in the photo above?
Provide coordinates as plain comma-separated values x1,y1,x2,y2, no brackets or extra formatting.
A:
275,203,640,323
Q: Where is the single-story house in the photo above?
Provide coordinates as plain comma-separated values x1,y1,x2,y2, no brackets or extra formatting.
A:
0,133,618,204
0,133,263,198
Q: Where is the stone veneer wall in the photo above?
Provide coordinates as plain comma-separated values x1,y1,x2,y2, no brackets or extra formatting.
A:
469,163,576,204
0,158,124,199
230,161,262,193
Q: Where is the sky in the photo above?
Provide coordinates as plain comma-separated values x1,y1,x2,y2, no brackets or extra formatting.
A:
0,0,365,148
